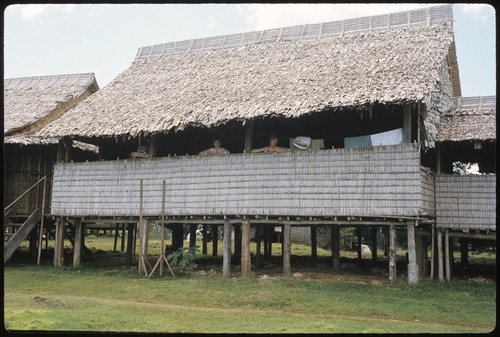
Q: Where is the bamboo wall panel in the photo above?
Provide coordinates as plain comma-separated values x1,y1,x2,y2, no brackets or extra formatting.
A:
51,144,427,218
435,174,496,230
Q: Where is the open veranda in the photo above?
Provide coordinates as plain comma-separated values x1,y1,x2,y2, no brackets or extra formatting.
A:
3,234,496,334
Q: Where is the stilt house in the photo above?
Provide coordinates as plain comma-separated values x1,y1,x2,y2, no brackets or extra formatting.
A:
4,73,99,262
34,5,495,283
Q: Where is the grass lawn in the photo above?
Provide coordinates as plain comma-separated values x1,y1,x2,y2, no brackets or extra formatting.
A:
3,237,496,333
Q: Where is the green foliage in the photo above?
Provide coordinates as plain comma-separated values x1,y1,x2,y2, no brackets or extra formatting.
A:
167,245,199,271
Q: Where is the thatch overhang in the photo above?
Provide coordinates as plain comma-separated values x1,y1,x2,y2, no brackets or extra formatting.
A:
36,5,457,148
4,73,99,142
436,96,496,142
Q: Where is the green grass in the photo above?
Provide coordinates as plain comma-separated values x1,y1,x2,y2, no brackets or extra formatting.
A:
4,236,496,333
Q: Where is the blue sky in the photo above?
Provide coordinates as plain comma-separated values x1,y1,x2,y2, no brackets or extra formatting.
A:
3,3,496,97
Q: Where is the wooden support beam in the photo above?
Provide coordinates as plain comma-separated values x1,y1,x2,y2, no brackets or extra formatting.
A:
389,224,397,282
331,225,340,271
311,226,317,267
54,218,65,268
437,229,444,281
202,225,208,255
406,220,419,284
371,226,378,261
283,224,291,277
126,223,135,265
189,224,197,248
445,229,451,282
241,221,251,278
430,227,435,280
211,225,218,257
356,226,362,261
73,219,82,268
255,225,261,269
223,219,232,277
244,119,254,153
234,224,241,260
403,104,412,143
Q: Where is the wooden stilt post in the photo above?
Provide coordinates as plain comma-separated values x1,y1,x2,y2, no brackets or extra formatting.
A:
202,225,208,255
113,224,119,251
241,220,251,278
444,229,450,282
371,226,378,262
255,225,261,269
389,224,397,282
234,224,241,260
54,217,65,268
430,226,435,279
120,223,126,252
73,219,82,268
223,219,232,277
311,226,317,267
212,225,218,256
331,225,340,271
407,220,419,284
283,224,291,276
356,226,362,261
126,223,134,265
437,229,444,281
36,176,47,265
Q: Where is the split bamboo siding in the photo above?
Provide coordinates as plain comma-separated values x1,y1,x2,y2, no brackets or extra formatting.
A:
51,144,432,218
435,175,496,230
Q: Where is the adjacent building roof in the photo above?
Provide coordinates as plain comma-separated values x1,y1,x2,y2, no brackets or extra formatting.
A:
4,73,99,143
36,5,458,142
436,96,496,142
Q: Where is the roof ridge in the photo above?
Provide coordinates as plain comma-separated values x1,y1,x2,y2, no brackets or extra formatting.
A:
4,73,96,90
135,4,453,60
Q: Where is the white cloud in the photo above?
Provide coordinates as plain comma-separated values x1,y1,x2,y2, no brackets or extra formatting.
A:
460,3,495,22
238,4,435,30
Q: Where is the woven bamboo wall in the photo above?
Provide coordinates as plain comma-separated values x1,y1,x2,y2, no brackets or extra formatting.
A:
51,144,427,218
435,175,496,230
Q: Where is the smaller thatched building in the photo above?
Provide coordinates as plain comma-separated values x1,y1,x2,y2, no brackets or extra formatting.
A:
4,73,99,263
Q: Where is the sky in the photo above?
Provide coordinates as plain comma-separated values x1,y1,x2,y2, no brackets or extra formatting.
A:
3,3,496,97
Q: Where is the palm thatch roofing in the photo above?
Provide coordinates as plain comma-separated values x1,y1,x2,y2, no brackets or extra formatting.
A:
4,73,99,144
37,5,459,145
436,96,496,142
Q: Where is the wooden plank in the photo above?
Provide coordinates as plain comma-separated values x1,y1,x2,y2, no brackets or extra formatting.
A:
241,221,251,278
223,219,232,277
283,224,291,276
389,224,396,282
4,209,41,263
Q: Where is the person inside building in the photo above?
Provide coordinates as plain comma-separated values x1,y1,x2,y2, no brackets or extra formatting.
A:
251,134,290,153
199,138,230,156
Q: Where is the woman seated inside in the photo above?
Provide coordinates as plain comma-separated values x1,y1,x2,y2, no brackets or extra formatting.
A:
199,138,230,156
251,134,290,153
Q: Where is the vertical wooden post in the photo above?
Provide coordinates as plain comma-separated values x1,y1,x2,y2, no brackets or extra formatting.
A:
54,217,65,268
202,225,208,255
113,224,119,251
211,225,218,256
234,224,241,260
460,238,469,266
331,225,340,271
37,176,47,265
189,224,197,248
255,225,261,269
126,223,135,265
430,226,435,279
371,226,378,262
445,229,451,282
283,224,291,277
389,224,397,282
403,104,412,143
356,226,362,260
406,220,419,284
241,221,251,278
223,219,232,277
73,219,82,268
120,223,126,252
244,119,254,153
148,134,159,158
437,229,444,281
311,226,317,267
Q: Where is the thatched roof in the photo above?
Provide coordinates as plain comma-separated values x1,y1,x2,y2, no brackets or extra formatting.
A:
4,73,99,144
436,96,496,142
37,5,458,141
